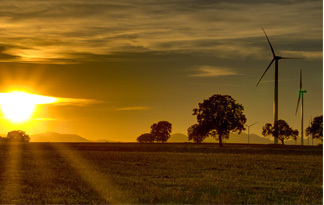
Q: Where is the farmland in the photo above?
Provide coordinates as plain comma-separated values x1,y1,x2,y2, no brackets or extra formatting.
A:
0,142,322,204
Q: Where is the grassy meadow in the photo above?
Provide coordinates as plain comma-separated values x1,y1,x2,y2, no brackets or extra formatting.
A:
0,142,322,204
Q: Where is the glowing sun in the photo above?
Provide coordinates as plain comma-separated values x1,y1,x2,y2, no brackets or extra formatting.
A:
0,91,57,123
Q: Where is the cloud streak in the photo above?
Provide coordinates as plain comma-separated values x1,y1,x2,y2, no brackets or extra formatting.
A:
189,66,240,77
0,0,321,63
33,118,57,121
281,50,323,59
115,106,152,111
55,97,102,106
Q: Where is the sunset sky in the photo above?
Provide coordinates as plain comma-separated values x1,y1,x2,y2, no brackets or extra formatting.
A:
0,0,322,142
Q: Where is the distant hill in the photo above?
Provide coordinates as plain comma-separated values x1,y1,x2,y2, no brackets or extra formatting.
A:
225,133,272,144
170,132,272,144
31,132,89,142
169,133,189,142
284,137,322,146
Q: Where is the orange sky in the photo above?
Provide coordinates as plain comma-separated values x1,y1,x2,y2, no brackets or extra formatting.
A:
0,0,322,142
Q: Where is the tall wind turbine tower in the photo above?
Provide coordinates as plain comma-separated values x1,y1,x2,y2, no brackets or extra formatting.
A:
256,28,298,144
296,70,307,145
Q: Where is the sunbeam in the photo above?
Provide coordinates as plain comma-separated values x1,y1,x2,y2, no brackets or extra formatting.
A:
49,143,130,204
0,143,22,203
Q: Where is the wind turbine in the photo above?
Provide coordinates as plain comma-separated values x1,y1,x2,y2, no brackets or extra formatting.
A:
245,122,257,144
256,28,298,144
295,70,307,145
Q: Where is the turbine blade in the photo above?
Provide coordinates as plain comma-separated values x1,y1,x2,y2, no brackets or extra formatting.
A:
262,28,276,57
250,122,257,126
295,93,301,115
256,58,275,87
300,69,302,90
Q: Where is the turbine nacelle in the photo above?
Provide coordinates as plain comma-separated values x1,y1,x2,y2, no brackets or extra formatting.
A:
256,29,300,87
274,55,296,61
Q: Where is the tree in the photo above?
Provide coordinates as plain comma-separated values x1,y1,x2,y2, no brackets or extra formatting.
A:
262,120,298,145
193,94,247,147
137,133,154,143
187,124,208,143
7,130,30,142
306,115,323,142
0,136,8,142
150,121,172,143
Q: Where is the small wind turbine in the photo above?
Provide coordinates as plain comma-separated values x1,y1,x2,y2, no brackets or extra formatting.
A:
245,122,257,144
295,70,307,145
310,116,313,146
256,28,298,144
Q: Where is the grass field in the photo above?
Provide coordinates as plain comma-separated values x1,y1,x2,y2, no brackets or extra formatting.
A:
0,142,322,204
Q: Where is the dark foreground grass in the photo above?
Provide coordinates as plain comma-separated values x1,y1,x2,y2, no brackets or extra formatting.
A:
0,142,322,204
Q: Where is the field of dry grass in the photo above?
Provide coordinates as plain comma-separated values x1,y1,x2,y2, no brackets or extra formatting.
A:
0,142,322,204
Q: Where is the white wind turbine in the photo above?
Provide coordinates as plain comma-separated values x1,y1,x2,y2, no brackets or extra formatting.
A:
295,70,307,145
256,28,299,144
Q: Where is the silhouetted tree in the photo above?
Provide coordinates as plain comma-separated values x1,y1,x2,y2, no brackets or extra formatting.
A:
150,121,172,143
7,130,30,142
137,133,154,143
262,120,298,145
193,94,247,147
0,136,8,142
187,124,208,143
306,115,323,142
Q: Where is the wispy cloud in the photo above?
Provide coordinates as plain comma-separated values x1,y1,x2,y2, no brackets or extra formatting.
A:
0,91,101,109
0,0,321,63
55,97,102,106
189,66,240,77
115,106,152,111
33,118,57,121
281,50,323,59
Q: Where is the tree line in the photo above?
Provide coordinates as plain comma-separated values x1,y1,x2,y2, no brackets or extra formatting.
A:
137,94,323,146
137,121,172,143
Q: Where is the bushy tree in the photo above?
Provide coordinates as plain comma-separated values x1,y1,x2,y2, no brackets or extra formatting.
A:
7,130,30,142
137,133,154,143
193,94,246,147
306,115,323,142
150,121,172,143
187,124,208,143
262,120,298,145
0,136,8,142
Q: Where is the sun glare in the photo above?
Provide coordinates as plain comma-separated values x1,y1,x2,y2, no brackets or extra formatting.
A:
0,91,57,123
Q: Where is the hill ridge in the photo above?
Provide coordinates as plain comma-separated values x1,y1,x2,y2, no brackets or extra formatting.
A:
31,132,89,142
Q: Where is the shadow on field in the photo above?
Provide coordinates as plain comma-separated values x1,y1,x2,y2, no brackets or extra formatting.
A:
0,142,322,204
0,143,22,203
0,142,131,204
47,142,323,156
